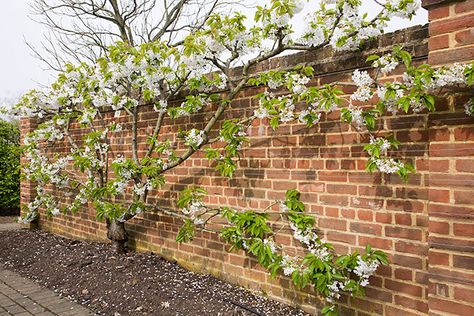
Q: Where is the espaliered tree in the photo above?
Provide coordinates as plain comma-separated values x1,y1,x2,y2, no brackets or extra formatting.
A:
11,0,474,314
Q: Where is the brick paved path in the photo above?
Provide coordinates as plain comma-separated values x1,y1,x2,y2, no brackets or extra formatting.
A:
0,222,95,316
0,218,20,232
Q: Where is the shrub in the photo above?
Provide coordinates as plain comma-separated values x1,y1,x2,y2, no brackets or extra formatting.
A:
0,118,20,215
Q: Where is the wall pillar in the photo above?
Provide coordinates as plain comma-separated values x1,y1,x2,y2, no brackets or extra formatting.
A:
19,117,37,222
423,0,474,315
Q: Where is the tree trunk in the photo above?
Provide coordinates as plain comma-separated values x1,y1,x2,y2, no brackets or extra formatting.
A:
106,219,128,254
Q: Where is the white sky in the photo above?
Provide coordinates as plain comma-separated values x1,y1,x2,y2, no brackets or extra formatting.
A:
0,1,428,107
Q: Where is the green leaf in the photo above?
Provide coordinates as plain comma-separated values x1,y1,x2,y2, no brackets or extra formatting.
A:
176,219,195,243
366,54,380,62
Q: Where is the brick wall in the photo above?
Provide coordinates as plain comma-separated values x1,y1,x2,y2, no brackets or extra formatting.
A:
20,1,474,315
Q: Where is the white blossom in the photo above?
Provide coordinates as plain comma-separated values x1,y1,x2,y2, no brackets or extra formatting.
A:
464,99,474,116
352,70,373,87
373,54,398,74
352,84,372,101
184,129,205,148
354,255,379,287
375,158,404,174
431,63,468,88
348,106,365,129
263,238,277,253
254,107,270,119
154,99,168,112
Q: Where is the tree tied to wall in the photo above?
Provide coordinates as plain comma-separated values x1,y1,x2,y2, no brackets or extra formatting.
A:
10,0,474,314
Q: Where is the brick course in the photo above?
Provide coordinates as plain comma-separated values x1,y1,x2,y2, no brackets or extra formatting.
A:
20,1,474,314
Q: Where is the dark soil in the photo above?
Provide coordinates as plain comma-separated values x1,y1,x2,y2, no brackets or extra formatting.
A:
0,229,309,316
0,206,19,216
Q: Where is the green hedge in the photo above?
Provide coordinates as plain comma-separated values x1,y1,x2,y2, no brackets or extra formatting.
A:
0,119,20,215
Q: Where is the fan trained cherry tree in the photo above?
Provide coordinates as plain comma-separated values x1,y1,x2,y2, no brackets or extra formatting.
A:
11,0,474,314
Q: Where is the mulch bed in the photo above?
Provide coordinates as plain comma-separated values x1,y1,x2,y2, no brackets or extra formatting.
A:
0,229,309,316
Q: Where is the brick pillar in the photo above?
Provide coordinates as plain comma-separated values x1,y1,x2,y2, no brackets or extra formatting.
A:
423,0,474,315
19,117,37,219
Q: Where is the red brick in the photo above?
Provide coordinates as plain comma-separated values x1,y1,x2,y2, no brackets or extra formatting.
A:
429,128,450,141
429,174,474,189
428,160,450,172
350,222,382,235
395,214,412,226
358,209,373,221
326,231,356,244
453,223,474,237
386,306,420,316
430,12,474,36
428,203,474,220
319,194,348,206
428,189,450,203
394,268,413,281
430,236,474,252
456,159,474,172
385,226,423,241
429,220,450,234
359,236,392,250
454,190,474,204
428,5,450,21
318,171,348,182
375,212,392,224
364,288,393,302
393,254,423,269
430,45,474,64
395,241,428,256
297,182,324,192
340,208,355,219
430,143,474,157
429,251,450,265
453,255,474,269
430,297,474,315
454,286,474,302
326,184,357,195
386,199,424,213
318,218,347,230
429,34,450,50
385,279,423,297
394,295,428,313
455,0,474,14
455,126,474,141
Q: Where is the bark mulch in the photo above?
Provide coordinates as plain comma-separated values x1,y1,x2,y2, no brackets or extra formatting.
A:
0,229,310,316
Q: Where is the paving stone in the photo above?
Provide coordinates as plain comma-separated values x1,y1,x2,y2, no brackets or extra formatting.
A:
5,304,27,314
23,304,46,314
0,266,95,316
28,292,57,301
0,296,16,307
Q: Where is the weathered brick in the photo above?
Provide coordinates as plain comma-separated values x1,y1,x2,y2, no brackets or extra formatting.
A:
430,297,474,315
385,280,423,297
385,226,423,241
430,12,474,36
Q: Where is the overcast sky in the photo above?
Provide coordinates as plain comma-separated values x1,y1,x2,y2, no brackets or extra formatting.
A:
0,1,428,107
